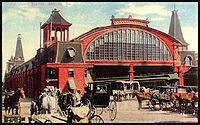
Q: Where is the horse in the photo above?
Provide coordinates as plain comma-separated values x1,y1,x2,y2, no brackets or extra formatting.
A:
149,90,174,111
4,88,25,115
171,92,197,115
192,92,198,116
180,92,198,115
30,101,38,115
57,92,74,115
134,90,153,110
33,90,61,115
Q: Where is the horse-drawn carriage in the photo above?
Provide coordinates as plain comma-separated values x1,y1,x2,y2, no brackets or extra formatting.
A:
83,81,117,121
29,87,104,123
171,86,198,115
112,80,140,101
149,86,176,110
30,105,104,123
134,85,198,116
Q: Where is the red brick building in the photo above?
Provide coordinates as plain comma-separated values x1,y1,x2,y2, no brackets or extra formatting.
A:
5,9,197,99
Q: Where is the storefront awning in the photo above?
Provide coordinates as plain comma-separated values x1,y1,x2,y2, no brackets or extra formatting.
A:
68,77,76,89
168,73,180,80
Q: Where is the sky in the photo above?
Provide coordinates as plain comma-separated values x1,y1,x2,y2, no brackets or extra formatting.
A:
2,2,198,82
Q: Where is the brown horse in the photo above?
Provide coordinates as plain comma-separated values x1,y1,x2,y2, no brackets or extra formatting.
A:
4,88,25,115
171,92,197,114
134,91,153,110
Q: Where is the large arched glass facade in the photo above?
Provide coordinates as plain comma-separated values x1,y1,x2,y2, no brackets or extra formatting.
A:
86,29,172,61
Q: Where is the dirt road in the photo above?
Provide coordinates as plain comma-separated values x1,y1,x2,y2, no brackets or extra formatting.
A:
2,97,197,123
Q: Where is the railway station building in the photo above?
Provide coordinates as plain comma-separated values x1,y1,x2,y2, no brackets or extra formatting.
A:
5,9,198,99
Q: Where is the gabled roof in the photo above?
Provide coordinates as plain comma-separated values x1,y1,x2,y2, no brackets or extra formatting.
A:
168,10,189,46
41,8,72,28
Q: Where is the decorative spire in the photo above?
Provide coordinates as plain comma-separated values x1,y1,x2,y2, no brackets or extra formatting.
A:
41,9,71,28
14,34,24,61
52,8,60,13
173,3,176,11
168,8,188,46
111,15,115,19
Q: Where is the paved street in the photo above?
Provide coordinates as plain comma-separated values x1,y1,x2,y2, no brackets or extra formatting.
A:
101,99,198,123
2,97,198,123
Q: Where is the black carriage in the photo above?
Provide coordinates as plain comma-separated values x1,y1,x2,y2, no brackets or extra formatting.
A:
85,81,117,121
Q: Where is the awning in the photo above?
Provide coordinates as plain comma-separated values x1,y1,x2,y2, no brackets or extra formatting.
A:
168,73,180,80
134,74,180,81
68,77,76,89
134,77,169,81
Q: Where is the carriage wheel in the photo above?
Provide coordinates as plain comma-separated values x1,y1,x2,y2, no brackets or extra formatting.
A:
44,119,52,123
95,108,103,115
17,106,21,115
109,100,117,121
132,93,136,99
171,100,179,112
85,99,95,117
113,95,118,101
89,115,104,123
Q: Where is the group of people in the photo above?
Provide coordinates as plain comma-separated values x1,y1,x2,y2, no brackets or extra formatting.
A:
31,87,83,115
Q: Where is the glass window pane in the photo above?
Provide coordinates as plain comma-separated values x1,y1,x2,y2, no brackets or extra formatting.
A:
86,29,172,61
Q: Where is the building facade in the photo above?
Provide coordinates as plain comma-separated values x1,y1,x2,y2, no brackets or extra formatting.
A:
5,9,198,99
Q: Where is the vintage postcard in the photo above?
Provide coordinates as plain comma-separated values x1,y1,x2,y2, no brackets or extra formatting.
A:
2,2,198,123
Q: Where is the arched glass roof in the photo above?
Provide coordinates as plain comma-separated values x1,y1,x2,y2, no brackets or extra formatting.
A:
86,29,172,61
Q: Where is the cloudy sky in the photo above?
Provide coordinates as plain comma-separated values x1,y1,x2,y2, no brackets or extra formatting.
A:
2,2,198,81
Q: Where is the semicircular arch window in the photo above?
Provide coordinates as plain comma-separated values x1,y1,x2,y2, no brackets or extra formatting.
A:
86,29,172,61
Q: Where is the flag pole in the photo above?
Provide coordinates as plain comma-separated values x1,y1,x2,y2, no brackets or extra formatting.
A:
40,22,42,48
50,14,52,45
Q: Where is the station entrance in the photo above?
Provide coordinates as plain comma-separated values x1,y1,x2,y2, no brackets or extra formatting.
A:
89,65,177,87
92,65,130,80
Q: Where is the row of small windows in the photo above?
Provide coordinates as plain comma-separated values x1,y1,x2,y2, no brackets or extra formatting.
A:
86,29,172,61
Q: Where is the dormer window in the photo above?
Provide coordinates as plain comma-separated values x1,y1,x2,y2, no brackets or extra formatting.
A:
67,47,76,57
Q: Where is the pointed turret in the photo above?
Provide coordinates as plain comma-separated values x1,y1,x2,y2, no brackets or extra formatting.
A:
14,34,24,66
168,10,189,46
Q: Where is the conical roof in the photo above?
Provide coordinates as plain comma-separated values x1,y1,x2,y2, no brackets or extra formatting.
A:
168,10,189,46
41,8,71,28
14,34,24,60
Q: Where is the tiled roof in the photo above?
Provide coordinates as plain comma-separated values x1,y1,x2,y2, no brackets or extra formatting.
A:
168,10,189,46
41,8,71,28
14,34,24,60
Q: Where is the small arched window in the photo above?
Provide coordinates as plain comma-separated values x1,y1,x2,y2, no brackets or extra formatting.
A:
184,56,192,66
56,27,61,41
